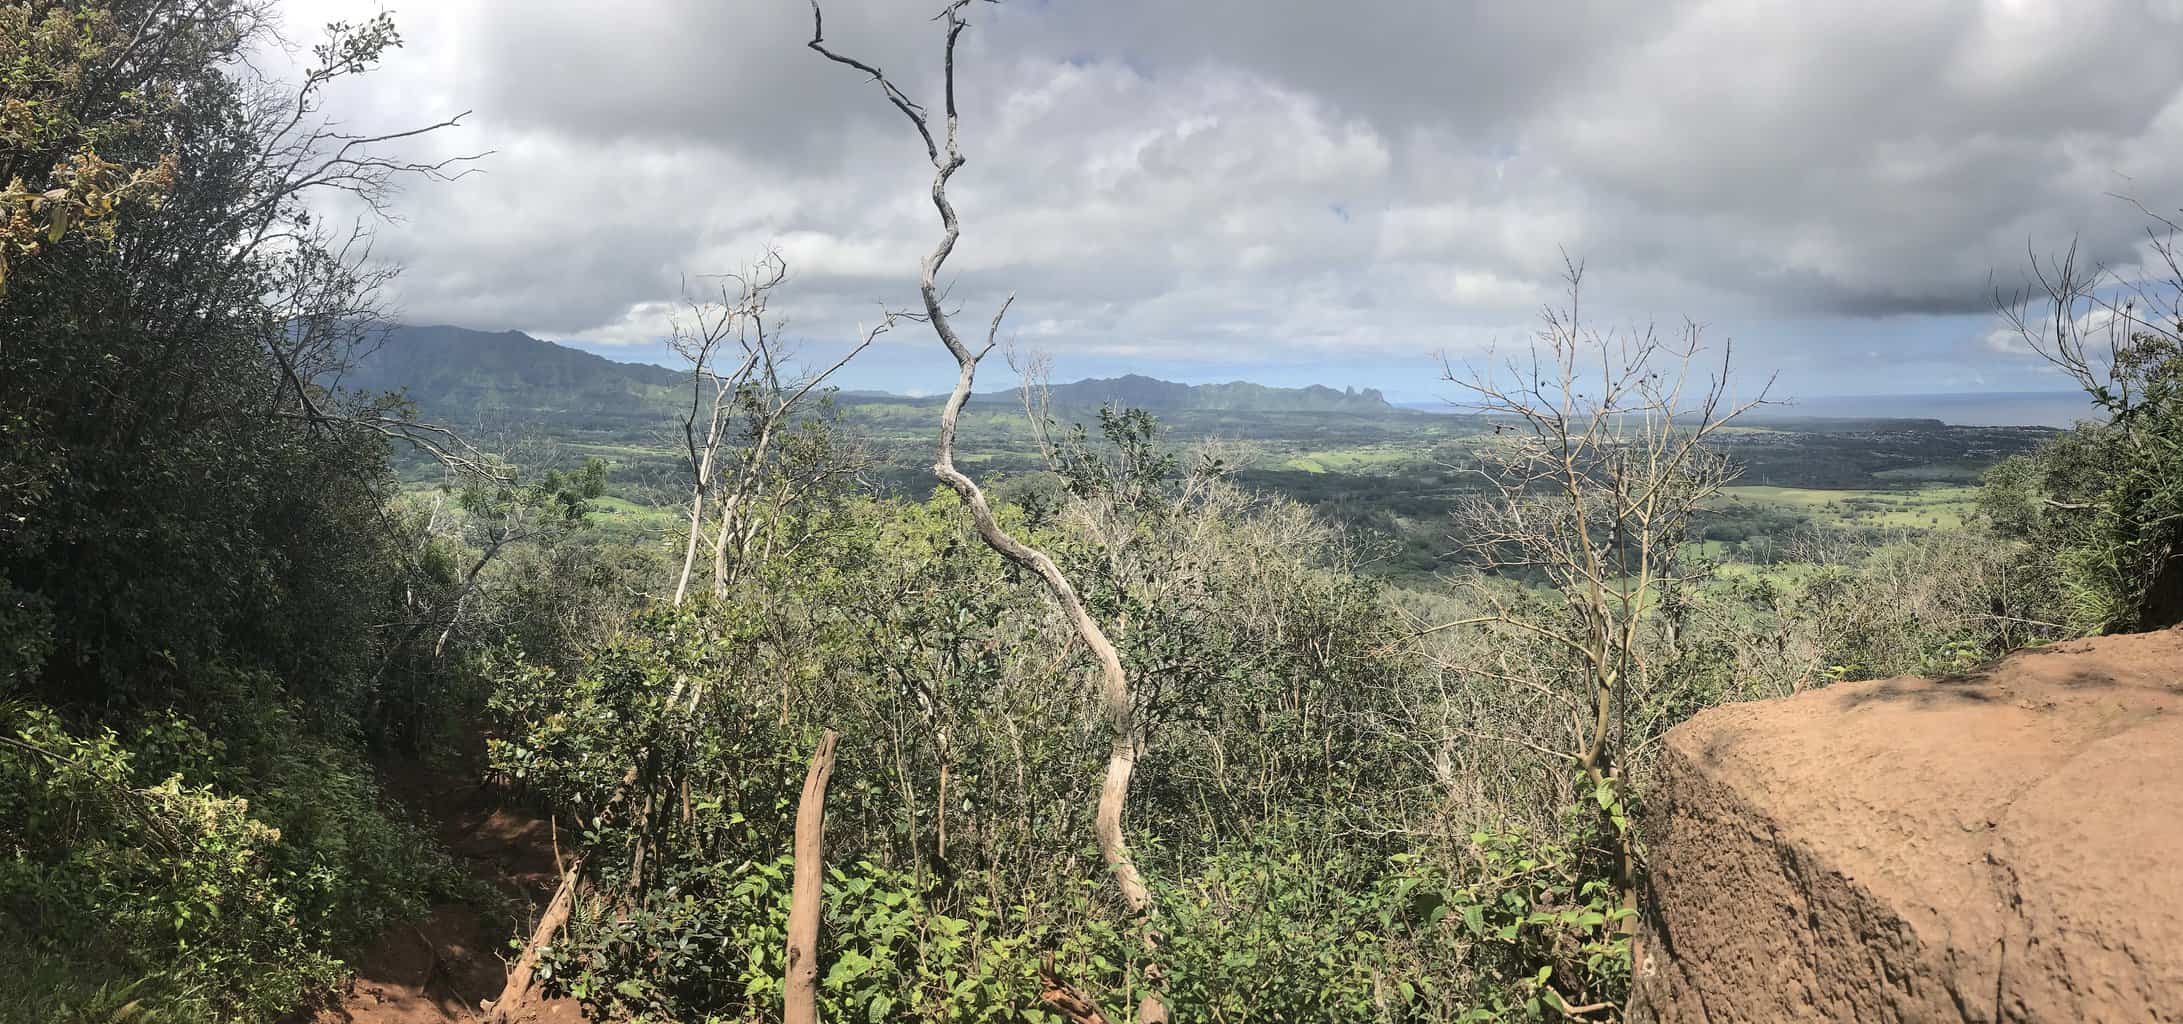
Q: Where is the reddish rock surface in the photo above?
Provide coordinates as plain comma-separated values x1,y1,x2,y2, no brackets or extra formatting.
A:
1631,629,2183,1023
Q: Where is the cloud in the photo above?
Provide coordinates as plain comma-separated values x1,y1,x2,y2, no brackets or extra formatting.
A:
273,0,2183,394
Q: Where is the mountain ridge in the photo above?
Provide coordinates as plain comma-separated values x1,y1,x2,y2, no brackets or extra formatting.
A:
1009,373,1393,413
343,324,1403,423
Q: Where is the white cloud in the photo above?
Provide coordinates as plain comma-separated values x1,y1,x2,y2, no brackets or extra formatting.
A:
269,0,2183,393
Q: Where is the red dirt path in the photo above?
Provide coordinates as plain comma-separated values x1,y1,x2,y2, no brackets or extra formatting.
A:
311,757,587,1024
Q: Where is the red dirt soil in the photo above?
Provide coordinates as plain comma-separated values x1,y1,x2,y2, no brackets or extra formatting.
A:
310,757,587,1024
1633,628,2183,1023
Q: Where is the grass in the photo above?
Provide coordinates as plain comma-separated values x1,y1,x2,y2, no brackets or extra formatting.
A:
1873,464,1986,483
1279,447,1416,474
1718,484,1980,532
1719,485,1863,507
562,442,669,458
588,494,679,532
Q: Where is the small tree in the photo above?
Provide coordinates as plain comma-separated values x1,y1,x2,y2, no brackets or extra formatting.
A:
1434,260,1769,906
372,460,607,695
1987,208,2183,631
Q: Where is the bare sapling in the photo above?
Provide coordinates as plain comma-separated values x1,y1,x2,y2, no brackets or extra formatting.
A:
670,253,891,606
1994,205,2183,422
1433,258,1771,911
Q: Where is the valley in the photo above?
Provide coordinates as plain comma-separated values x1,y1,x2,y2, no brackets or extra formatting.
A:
362,325,2058,581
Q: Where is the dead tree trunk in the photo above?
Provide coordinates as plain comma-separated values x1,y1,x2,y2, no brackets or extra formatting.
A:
810,6,1166,1019
672,472,711,606
673,367,731,607
784,729,840,1024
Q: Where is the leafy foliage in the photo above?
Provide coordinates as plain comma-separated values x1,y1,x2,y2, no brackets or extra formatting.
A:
1983,396,2183,632
1982,218,2183,633
0,696,459,1022
483,397,1639,1020
0,4,555,1019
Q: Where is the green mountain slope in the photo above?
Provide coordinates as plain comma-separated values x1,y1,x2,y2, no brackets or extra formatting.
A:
344,326,1403,430
343,324,686,430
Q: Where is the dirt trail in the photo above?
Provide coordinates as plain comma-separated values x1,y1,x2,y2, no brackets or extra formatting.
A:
312,755,587,1024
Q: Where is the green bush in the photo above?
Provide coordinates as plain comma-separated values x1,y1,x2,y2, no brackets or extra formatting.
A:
1981,246,2183,634
2,704,338,1021
547,855,1122,1024
1983,411,2183,633
527,823,1630,1024
480,480,1635,1021
0,690,459,1023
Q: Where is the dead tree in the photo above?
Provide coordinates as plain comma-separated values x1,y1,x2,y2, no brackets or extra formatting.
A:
669,253,889,606
1996,208,2183,421
784,730,841,1024
809,5,1168,1020
1434,258,1770,911
671,256,779,606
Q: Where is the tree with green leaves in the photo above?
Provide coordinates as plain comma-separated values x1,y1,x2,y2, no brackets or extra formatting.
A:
0,4,521,1017
1985,210,2183,632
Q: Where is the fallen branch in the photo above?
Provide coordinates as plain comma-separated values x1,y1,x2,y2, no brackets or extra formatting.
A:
1039,952,1114,1024
483,858,582,1023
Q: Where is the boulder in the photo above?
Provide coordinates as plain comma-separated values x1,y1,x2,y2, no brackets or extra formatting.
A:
1631,629,2183,1023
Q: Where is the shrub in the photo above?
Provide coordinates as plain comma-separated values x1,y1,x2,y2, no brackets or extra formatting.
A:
0,688,459,1023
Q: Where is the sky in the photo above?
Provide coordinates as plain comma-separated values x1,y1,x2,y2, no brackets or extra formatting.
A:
278,0,2183,404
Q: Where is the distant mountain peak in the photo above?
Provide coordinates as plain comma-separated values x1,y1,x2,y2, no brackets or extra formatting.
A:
341,324,685,428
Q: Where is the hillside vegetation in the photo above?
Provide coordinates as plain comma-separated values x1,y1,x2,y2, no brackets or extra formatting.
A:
4,4,2179,1024
355,323,2055,581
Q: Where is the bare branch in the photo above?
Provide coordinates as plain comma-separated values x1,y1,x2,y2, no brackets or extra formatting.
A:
810,5,1168,1019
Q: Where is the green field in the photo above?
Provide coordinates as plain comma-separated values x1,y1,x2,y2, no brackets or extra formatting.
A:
1719,484,1980,532
409,393,2050,584
1280,446,1417,473
588,494,680,533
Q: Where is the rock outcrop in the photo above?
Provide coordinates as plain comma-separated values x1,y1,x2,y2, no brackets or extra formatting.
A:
1631,629,2183,1023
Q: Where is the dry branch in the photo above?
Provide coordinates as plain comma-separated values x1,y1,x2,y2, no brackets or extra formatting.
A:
784,729,841,1024
484,859,581,1023
669,254,889,605
1039,952,1115,1024
809,4,1167,1020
